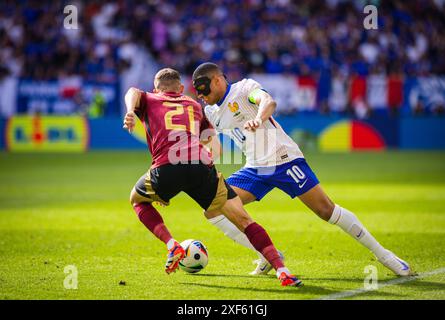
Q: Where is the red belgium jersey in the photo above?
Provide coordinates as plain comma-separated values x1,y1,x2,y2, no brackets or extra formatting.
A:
134,90,214,168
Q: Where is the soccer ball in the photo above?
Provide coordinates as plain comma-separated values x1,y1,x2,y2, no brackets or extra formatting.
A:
178,239,208,273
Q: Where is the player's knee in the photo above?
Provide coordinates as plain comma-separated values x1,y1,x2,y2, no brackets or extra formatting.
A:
129,188,138,206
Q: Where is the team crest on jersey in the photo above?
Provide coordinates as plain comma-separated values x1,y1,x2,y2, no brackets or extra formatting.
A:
228,102,240,116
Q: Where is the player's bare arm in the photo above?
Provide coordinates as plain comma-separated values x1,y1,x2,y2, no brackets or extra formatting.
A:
244,89,277,132
123,87,142,133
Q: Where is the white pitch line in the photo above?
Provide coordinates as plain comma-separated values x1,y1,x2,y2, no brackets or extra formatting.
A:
317,267,445,300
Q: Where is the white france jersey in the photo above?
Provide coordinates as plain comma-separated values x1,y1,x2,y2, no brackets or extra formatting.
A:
204,78,304,168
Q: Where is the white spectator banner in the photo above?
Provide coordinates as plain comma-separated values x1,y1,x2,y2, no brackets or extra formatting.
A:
329,76,348,112
0,76,18,117
249,74,315,113
367,74,388,109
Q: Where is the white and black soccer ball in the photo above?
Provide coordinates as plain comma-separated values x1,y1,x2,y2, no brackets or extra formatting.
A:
179,239,208,273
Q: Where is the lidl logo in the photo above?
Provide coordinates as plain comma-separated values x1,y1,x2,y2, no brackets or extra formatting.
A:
6,115,89,152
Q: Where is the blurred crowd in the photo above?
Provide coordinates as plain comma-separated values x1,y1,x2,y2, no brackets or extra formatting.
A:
152,0,445,79
0,0,445,115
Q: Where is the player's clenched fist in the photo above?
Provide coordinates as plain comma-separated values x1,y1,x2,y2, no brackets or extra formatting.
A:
123,111,136,133
244,118,263,132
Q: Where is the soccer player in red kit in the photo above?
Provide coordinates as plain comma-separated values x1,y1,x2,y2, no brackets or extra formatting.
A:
123,68,302,287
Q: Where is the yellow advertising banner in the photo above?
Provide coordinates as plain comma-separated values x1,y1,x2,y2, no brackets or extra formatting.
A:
6,115,89,152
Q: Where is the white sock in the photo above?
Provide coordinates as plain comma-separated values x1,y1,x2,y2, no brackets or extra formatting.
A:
328,204,387,259
208,215,265,260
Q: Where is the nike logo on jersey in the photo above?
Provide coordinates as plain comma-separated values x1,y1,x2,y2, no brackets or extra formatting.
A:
298,179,308,189
215,119,221,127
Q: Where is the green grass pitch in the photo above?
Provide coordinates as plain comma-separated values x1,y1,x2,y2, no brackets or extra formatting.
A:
0,151,444,300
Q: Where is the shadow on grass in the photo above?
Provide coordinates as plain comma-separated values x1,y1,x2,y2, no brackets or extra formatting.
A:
193,273,368,284
186,273,271,279
302,277,365,283
184,273,438,299
185,273,366,296
179,278,337,296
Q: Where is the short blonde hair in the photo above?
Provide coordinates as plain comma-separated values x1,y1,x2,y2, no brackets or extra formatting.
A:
154,68,181,91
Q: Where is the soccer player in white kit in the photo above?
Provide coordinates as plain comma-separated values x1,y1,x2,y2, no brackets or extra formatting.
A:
192,62,413,277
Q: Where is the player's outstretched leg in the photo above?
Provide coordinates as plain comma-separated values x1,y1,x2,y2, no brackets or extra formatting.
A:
132,201,185,274
217,196,303,287
206,213,285,275
244,222,301,286
205,186,284,275
299,185,414,276
329,205,413,276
